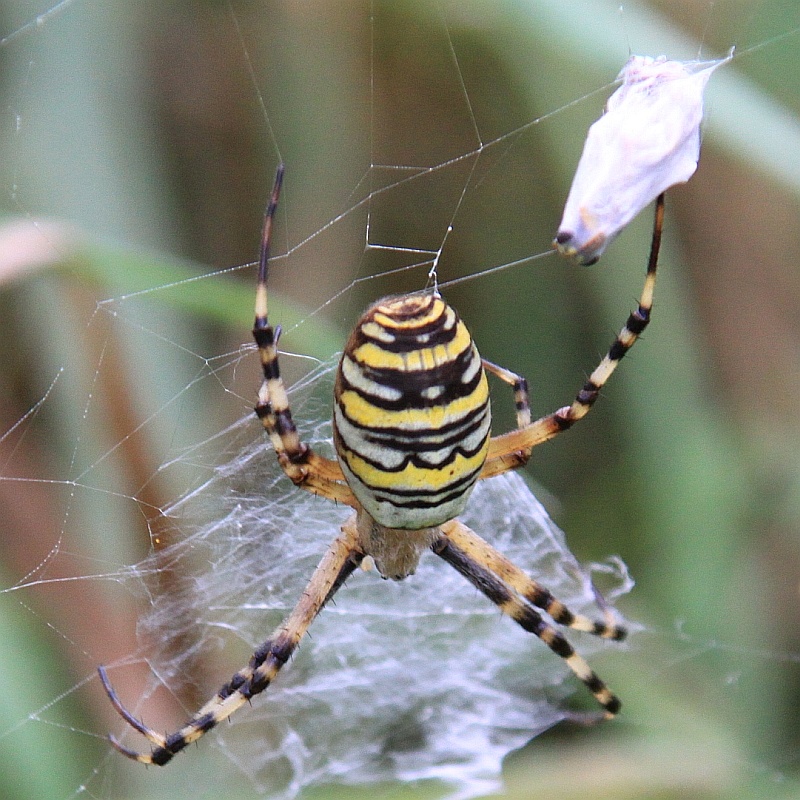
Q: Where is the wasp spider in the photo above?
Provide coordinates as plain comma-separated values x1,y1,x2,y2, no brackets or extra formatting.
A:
99,165,664,766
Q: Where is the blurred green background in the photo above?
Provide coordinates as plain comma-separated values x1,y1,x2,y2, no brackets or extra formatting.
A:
1,1,799,798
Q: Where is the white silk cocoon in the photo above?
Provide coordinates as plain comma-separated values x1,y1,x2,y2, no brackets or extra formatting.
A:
556,53,730,264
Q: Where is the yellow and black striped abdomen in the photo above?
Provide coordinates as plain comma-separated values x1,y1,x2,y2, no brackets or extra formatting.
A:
333,292,491,530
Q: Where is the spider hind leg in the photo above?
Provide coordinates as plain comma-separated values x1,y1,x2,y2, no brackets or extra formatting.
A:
432,522,623,717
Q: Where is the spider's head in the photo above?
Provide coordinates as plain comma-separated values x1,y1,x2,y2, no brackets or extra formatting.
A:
354,508,439,581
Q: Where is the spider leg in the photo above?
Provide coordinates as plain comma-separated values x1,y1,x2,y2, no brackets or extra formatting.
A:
440,519,625,640
431,525,621,717
481,359,531,428
99,520,364,765
252,164,356,506
480,193,664,480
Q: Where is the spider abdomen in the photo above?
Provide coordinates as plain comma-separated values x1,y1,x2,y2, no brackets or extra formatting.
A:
333,292,491,530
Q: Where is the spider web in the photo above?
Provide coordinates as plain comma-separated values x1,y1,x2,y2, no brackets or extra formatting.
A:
1,2,800,799
123,374,633,797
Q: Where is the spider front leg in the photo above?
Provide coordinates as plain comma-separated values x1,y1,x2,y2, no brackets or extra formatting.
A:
433,521,622,717
252,164,356,506
99,521,364,765
482,192,665,478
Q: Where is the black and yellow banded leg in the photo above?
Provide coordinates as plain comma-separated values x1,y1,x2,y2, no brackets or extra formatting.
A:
251,164,356,506
481,359,532,429
482,193,664,478
440,519,626,640
431,531,621,717
479,359,533,477
99,520,365,765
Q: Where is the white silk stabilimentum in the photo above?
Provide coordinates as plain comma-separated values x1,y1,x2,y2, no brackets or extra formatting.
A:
555,53,731,264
